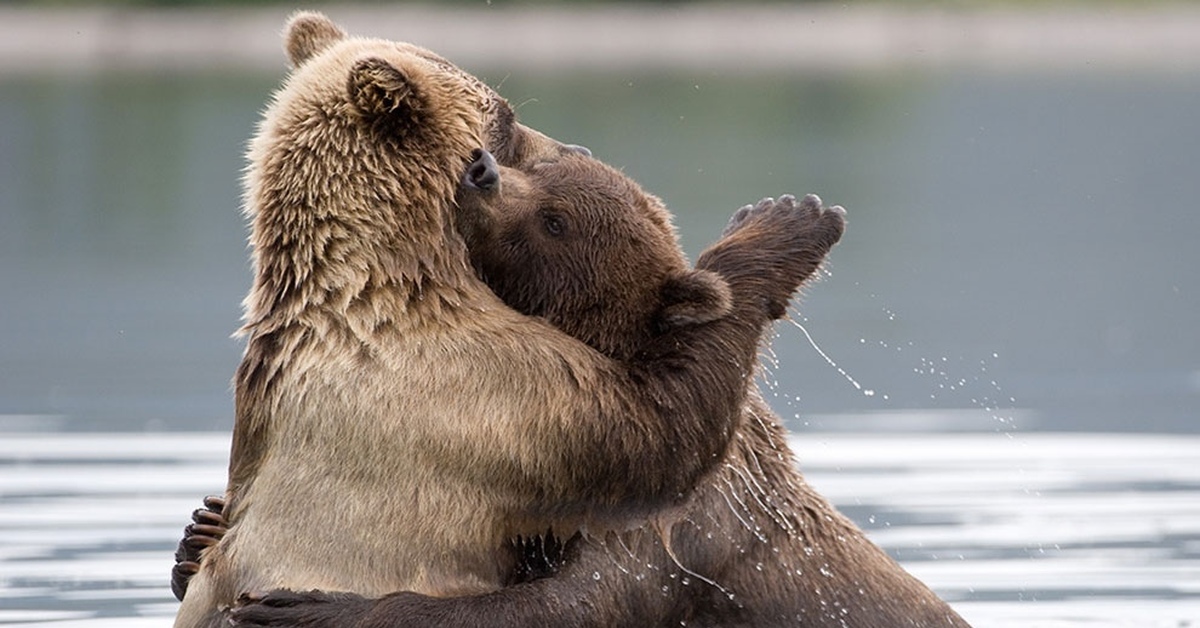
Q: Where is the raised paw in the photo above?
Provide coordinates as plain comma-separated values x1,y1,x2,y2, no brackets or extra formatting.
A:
700,193,846,321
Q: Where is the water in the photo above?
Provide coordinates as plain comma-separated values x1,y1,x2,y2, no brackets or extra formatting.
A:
2,12,1199,626
2,68,1197,434
1,431,1197,627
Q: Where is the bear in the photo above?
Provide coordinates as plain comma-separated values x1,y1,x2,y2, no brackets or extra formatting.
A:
173,12,831,628
176,147,967,625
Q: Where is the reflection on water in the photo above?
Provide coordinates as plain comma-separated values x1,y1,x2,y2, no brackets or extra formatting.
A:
0,69,1198,433
1,430,1197,627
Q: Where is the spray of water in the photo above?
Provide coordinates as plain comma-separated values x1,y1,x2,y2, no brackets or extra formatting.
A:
788,318,881,399
782,297,1018,433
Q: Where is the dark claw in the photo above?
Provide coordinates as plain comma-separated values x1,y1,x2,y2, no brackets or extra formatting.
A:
723,204,754,236
188,523,227,541
171,561,199,602
192,508,226,528
229,589,373,628
171,495,229,601
202,494,226,512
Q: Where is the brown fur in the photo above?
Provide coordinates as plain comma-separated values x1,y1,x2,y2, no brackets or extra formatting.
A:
455,151,733,363
357,182,965,627
436,140,965,628
174,13,825,628
217,133,967,627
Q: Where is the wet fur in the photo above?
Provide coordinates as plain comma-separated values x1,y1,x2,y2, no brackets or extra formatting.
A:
220,162,967,626
216,167,967,624
173,13,821,628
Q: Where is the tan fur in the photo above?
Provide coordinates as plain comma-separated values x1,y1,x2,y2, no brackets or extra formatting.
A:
217,177,967,625
171,102,964,624
337,182,967,624
174,15,799,628
284,11,346,67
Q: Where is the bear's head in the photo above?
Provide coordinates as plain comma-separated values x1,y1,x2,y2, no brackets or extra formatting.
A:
455,148,732,361
242,12,560,334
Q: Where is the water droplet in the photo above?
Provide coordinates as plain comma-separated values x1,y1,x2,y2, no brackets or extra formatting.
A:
755,562,764,571
592,571,601,580
790,320,878,397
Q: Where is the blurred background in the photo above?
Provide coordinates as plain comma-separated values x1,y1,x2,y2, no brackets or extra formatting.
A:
2,3,1199,627
1,0,1197,435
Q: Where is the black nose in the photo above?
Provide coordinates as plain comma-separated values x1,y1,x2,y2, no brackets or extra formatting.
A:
464,148,499,191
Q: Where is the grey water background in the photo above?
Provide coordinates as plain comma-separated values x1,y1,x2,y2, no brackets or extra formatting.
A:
4,67,1198,434
1,4,1199,626
4,66,1199,435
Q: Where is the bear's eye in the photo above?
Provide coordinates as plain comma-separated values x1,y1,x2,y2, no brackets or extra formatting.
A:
542,213,568,238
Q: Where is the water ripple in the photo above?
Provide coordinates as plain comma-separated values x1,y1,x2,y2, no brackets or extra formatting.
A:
1,430,1197,626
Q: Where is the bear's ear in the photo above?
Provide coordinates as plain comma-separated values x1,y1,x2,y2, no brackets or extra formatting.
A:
284,11,346,67
348,57,423,118
657,269,733,329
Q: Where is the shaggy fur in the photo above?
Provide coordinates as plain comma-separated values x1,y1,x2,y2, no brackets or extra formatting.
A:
176,149,968,624
172,13,826,628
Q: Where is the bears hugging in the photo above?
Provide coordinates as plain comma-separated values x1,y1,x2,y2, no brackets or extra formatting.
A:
169,10,877,628
173,11,969,628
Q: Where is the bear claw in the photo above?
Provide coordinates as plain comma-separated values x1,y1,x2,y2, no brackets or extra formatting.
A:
725,193,843,238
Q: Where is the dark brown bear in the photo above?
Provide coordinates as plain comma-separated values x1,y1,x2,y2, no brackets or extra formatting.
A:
177,140,967,624
173,13,832,628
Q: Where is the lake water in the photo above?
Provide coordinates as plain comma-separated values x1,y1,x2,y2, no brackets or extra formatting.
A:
1,8,1199,626
1,66,1197,434
1,431,1198,627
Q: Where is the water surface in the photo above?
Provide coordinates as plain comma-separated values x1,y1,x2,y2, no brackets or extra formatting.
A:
1,431,1197,627
1,44,1198,628
1,69,1198,433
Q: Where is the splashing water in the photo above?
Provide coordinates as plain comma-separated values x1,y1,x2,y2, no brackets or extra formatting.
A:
784,297,1019,433
788,318,884,400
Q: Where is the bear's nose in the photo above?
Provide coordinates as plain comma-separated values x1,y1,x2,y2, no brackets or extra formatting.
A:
464,148,499,191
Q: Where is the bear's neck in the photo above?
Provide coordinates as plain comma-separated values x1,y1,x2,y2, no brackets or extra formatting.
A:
237,107,485,341
240,192,479,341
